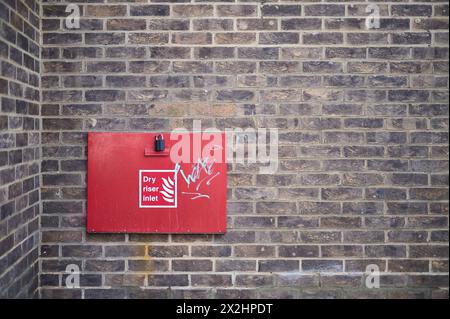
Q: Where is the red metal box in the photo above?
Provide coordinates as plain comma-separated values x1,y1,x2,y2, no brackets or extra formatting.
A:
87,132,227,233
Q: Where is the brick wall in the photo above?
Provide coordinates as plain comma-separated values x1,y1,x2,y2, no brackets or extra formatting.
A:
7,0,446,299
0,0,41,298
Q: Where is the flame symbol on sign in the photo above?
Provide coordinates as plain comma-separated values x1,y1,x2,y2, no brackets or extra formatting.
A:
161,177,175,203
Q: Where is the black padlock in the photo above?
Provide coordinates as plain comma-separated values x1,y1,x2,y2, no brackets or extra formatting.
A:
155,134,165,152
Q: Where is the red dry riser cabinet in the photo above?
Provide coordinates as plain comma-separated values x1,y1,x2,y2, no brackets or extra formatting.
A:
87,132,227,234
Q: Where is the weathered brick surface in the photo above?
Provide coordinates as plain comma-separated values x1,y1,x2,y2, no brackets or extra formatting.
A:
37,0,448,300
0,0,40,298
0,0,448,299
